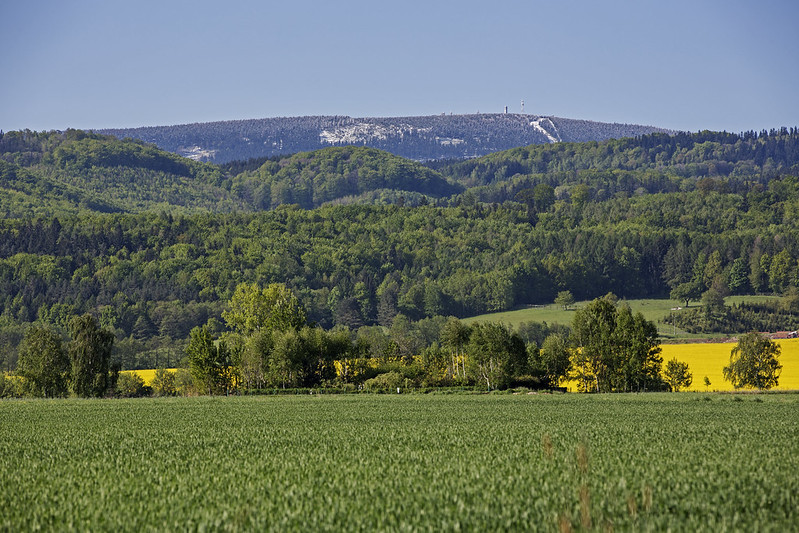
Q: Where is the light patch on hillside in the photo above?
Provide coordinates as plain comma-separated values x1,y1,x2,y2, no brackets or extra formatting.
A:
530,117,562,143
179,146,218,161
320,122,432,145
436,137,465,146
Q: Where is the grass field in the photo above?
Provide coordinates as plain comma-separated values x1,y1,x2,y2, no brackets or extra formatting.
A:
1,394,797,531
462,296,784,339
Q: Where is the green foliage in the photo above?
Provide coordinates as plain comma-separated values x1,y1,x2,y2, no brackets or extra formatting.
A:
116,372,150,398
723,332,782,390
466,322,526,390
670,298,799,335
363,371,404,392
537,333,572,387
222,283,306,335
68,314,115,397
663,359,693,392
3,128,799,366
571,296,663,392
185,326,231,395
554,290,575,310
670,280,703,308
233,146,461,209
16,325,69,397
150,368,176,397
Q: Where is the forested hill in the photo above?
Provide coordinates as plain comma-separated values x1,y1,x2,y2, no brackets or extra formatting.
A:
0,129,236,217
433,128,799,201
3,126,799,371
229,146,462,210
0,131,457,216
97,114,670,163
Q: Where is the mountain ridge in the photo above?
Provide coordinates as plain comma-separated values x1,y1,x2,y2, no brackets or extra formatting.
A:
97,113,672,164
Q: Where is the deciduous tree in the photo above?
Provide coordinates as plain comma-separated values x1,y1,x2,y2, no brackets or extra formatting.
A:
663,359,693,392
723,332,782,390
16,325,69,397
69,314,114,398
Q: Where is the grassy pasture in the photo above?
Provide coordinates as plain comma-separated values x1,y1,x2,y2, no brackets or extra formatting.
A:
1,394,797,531
462,296,784,339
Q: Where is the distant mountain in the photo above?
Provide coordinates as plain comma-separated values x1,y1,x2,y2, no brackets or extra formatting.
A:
98,114,671,164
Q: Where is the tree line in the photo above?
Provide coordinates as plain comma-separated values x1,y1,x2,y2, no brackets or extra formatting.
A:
6,285,781,398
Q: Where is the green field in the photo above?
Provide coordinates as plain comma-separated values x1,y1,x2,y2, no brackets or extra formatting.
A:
463,296,783,339
1,394,797,531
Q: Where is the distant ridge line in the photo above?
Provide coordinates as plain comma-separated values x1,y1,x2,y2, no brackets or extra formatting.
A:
98,113,672,164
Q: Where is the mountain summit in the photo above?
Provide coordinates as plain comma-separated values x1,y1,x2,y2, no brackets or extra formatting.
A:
99,113,670,164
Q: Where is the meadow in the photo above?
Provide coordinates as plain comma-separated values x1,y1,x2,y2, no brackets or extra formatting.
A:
1,394,797,531
462,296,783,339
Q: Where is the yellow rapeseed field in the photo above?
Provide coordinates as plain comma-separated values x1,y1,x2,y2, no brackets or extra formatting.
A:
564,338,799,392
120,368,178,386
661,338,799,392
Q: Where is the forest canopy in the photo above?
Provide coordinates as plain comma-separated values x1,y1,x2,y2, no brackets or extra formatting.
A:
1,127,799,377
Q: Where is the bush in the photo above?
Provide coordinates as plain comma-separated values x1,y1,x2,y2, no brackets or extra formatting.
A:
116,372,151,398
0,373,24,398
174,368,197,396
150,368,177,397
363,371,404,392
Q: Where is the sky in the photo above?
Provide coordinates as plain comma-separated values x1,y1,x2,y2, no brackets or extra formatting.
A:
2,0,798,134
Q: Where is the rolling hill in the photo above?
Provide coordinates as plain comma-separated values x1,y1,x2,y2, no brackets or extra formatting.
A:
98,113,671,164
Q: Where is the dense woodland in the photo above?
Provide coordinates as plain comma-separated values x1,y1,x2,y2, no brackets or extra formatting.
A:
1,127,799,378
97,114,668,163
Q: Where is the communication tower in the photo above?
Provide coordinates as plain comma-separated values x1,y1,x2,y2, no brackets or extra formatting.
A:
521,100,525,113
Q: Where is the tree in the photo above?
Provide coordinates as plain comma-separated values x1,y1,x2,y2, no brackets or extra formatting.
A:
538,333,571,388
533,183,556,212
440,317,471,381
663,359,692,392
16,325,69,397
222,282,306,336
703,376,711,391
186,325,231,395
670,280,702,308
69,314,115,398
116,372,150,397
554,290,575,310
727,257,750,295
571,296,662,392
466,323,526,390
723,332,782,390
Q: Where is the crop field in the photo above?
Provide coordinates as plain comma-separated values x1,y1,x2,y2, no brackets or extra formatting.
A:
560,338,799,392
660,338,799,392
1,394,797,531
122,368,178,386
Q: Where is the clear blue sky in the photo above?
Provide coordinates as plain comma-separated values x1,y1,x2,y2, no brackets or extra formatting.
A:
2,0,797,133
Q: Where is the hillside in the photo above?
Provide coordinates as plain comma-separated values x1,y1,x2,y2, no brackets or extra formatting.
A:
2,127,799,371
0,131,457,216
97,113,670,163
230,146,462,209
0,130,239,216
